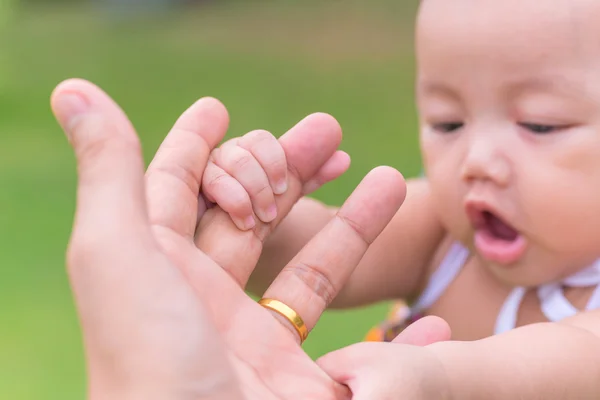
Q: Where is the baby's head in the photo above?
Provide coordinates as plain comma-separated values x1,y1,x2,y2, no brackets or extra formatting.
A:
415,0,600,286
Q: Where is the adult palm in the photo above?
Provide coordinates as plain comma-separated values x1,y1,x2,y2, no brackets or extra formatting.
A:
52,79,406,400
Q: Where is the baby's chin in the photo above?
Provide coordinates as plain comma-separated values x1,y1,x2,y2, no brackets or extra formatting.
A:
479,251,582,289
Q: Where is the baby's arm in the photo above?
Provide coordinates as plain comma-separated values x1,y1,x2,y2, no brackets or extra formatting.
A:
430,311,600,398
250,178,445,308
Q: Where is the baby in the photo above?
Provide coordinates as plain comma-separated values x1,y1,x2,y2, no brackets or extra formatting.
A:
201,0,600,397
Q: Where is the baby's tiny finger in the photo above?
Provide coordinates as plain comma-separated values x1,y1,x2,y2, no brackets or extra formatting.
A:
215,145,278,223
239,130,288,195
202,162,255,230
391,316,451,346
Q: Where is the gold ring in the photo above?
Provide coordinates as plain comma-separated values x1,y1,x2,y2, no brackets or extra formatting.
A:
259,298,309,344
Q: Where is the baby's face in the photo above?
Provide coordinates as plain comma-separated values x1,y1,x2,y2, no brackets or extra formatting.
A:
416,0,600,286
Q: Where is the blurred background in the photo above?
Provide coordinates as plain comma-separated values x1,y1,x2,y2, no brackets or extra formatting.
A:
0,0,421,398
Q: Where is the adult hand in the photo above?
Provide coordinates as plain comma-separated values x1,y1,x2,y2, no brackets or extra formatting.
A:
52,78,407,399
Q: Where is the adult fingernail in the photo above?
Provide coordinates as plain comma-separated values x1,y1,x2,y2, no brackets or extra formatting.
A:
54,92,89,139
274,178,288,195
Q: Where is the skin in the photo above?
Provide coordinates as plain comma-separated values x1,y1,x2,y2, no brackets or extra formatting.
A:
417,0,600,287
206,0,600,398
52,78,421,400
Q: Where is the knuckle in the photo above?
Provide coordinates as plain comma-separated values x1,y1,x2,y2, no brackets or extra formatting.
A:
226,187,252,211
230,198,251,215
283,262,337,307
80,134,139,166
265,155,287,174
223,147,254,172
147,161,198,195
285,160,302,182
337,213,373,245
244,129,276,144
66,231,112,274
233,154,254,171
65,238,85,273
203,170,230,193
243,130,286,163
208,147,220,163
251,182,272,199
74,117,141,165
203,172,251,213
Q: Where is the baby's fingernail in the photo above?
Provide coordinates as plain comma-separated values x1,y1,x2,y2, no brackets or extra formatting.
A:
264,203,278,222
244,215,256,230
233,215,255,231
274,179,288,195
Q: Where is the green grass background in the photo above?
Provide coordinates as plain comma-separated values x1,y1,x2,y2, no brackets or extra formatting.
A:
0,1,423,398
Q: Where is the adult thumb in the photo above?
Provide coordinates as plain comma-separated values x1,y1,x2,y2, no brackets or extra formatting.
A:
51,79,149,237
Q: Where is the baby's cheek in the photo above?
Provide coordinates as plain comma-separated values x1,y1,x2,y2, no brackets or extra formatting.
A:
544,127,600,172
524,166,600,253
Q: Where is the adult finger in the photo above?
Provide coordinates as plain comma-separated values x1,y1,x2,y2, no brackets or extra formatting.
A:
302,150,351,195
145,97,229,239
261,166,407,344
51,77,156,333
51,78,149,243
195,113,346,286
53,81,247,399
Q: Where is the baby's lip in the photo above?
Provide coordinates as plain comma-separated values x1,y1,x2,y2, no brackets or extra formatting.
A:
464,197,527,265
464,198,513,230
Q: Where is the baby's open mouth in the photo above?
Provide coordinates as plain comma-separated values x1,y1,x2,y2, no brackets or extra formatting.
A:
466,204,526,264
480,210,519,242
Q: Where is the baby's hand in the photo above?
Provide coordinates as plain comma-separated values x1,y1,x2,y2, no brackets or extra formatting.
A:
202,129,350,231
318,316,452,400
202,130,286,230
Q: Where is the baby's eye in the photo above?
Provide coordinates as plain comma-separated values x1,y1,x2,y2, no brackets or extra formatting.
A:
432,122,463,133
518,123,561,134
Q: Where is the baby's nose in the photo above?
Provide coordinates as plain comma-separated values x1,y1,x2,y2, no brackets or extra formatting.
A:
460,137,511,187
